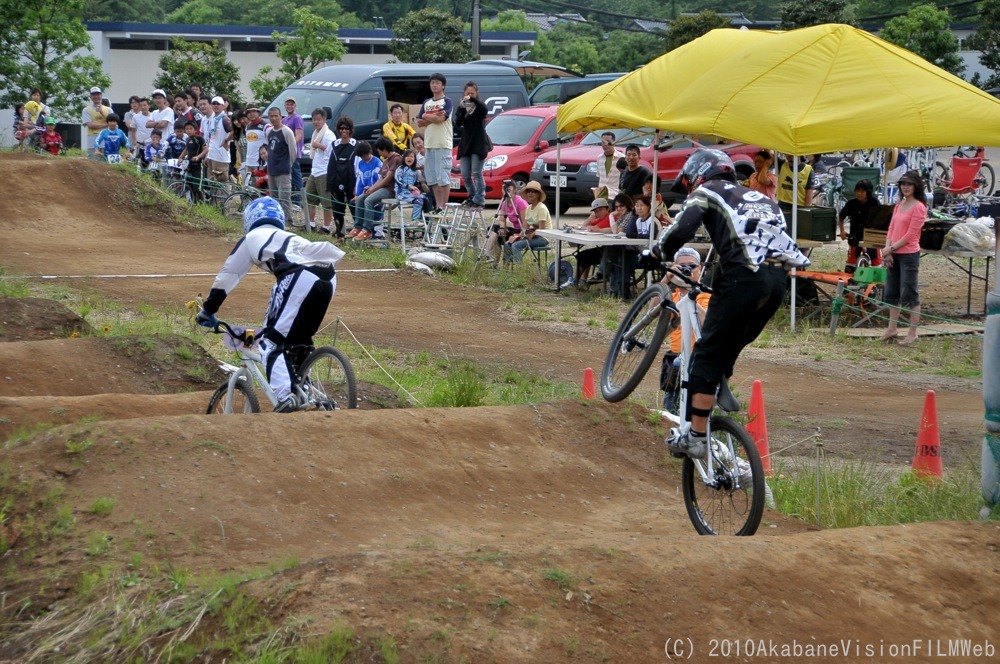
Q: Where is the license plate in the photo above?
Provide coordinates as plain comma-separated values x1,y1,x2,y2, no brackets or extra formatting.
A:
549,175,567,188
449,177,461,190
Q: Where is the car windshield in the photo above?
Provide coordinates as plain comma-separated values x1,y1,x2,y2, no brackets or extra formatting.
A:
580,127,656,148
486,114,545,146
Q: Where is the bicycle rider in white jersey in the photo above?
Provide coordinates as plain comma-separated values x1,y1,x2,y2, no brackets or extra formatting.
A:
196,197,345,412
657,149,809,458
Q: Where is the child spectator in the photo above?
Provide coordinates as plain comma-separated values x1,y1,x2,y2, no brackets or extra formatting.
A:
178,120,206,199
383,104,415,153
643,175,672,226
144,129,167,168
352,140,381,207
166,120,188,159
394,148,426,221
38,117,63,155
252,146,269,192
94,114,130,158
20,88,48,144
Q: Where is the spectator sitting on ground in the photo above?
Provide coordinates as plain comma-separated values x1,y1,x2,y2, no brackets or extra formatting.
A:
505,180,551,263
659,247,711,412
94,113,130,159
383,104,415,153
38,117,63,155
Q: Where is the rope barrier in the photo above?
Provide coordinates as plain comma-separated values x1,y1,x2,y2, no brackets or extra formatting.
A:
831,293,986,330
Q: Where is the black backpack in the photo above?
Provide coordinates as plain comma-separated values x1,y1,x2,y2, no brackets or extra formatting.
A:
327,142,357,195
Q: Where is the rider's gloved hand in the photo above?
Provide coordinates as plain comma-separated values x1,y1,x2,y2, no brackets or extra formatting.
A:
196,310,217,328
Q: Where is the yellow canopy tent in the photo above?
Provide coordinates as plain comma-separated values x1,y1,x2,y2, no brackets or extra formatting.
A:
557,23,1000,153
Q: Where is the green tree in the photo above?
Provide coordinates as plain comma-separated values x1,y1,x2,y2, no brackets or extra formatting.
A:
166,0,360,26
83,0,166,22
0,0,111,118
880,5,964,77
779,0,856,29
966,0,1000,88
166,0,225,23
250,8,348,104
663,10,732,52
390,8,472,63
153,37,243,105
599,31,665,72
481,10,536,33
532,22,602,74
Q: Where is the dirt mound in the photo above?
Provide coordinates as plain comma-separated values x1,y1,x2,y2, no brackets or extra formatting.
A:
0,297,92,341
0,335,224,397
1,402,997,661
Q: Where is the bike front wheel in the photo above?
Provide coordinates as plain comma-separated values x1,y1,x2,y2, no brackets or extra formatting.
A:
206,378,261,414
681,415,765,536
223,191,254,219
299,346,358,410
976,162,996,197
602,283,672,402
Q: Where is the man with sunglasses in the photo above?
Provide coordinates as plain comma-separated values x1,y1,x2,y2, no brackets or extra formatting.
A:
206,96,233,183
326,116,359,240
593,131,624,200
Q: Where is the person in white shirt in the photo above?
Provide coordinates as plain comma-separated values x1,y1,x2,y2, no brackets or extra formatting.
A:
305,108,335,234
206,96,232,183
80,86,111,153
148,89,176,133
131,97,154,157
242,105,267,183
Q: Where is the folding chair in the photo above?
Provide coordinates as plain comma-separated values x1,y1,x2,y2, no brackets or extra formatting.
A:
938,157,983,215
382,198,427,253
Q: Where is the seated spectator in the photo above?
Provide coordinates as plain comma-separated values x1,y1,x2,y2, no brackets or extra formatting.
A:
642,175,672,226
38,117,63,155
349,137,398,241
839,178,882,273
571,198,614,287
659,246,711,411
394,148,428,222
347,141,381,237
484,180,526,262
505,180,551,263
606,194,660,299
412,134,426,170
94,113,130,159
747,149,777,200
611,193,635,233
252,146,269,192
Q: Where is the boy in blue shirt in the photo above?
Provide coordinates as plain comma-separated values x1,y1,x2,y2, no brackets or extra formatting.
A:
144,129,167,170
94,114,130,159
351,140,381,224
165,120,187,160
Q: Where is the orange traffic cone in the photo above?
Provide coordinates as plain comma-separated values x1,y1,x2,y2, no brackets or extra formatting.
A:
912,390,943,480
746,380,772,476
582,367,596,399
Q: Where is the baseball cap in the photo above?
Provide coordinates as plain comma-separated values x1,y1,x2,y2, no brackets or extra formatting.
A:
89,86,102,95
673,247,701,264
44,117,57,125
151,88,166,97
245,104,261,112
284,96,296,104
211,96,224,105
591,198,609,210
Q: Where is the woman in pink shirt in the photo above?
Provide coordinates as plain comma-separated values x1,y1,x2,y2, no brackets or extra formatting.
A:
881,170,927,345
747,149,777,200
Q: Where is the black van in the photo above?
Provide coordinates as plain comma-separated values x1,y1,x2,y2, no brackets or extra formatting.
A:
527,72,625,106
269,63,529,166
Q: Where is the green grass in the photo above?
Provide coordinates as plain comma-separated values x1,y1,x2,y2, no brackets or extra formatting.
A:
88,497,117,517
770,459,990,528
0,268,31,298
541,566,574,590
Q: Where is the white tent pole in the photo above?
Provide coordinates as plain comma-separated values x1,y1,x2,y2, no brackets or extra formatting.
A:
791,154,799,332
556,138,562,228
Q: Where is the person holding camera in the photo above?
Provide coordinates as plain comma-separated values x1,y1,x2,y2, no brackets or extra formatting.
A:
484,179,527,263
453,80,489,210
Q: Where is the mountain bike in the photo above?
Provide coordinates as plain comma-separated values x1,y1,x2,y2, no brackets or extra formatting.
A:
601,262,765,536
203,319,357,414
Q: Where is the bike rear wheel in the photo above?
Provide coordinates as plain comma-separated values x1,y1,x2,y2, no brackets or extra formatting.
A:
206,378,261,414
299,346,358,410
976,162,995,197
681,415,765,536
167,180,195,205
602,283,672,402
223,191,254,219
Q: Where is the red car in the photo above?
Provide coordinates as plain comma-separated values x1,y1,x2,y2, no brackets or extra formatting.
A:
529,128,761,214
448,105,580,201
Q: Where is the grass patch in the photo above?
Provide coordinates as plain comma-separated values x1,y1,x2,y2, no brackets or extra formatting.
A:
541,566,574,590
770,459,989,528
88,497,117,517
0,268,31,298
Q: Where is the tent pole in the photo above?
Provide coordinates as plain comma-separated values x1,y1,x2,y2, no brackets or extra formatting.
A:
791,154,799,332
556,138,562,228
651,130,660,251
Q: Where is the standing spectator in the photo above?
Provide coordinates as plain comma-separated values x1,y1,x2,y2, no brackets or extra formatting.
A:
416,73,454,212
349,137,397,241
305,108,335,234
149,89,175,133
166,120,187,159
326,116,359,240
131,97,153,160
619,144,651,200
178,120,206,200
81,86,111,153
593,132,624,200
454,80,488,210
190,83,203,100
229,108,246,179
265,107,296,221
123,95,140,145
39,117,63,155
94,113,129,158
747,149,777,200
880,170,927,346
838,178,881,273
206,96,232,183
243,105,267,184
197,96,212,137
283,97,305,208
383,104,415,153
777,154,815,215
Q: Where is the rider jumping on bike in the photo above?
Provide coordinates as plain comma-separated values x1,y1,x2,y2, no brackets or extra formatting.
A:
658,149,809,459
196,196,346,412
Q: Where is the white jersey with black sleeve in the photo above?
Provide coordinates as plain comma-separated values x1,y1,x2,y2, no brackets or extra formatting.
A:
203,225,345,314
659,179,810,271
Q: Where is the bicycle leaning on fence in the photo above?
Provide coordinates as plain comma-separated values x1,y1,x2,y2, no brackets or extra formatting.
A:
601,260,766,536
202,319,357,414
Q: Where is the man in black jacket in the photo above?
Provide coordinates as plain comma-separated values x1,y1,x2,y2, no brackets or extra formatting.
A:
326,116,358,240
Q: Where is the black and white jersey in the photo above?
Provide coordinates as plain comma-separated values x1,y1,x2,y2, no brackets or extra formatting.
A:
203,227,345,315
660,179,810,270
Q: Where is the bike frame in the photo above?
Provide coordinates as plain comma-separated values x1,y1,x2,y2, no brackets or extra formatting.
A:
219,346,277,414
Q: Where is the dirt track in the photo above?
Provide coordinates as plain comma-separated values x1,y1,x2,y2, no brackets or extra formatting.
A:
0,154,997,662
